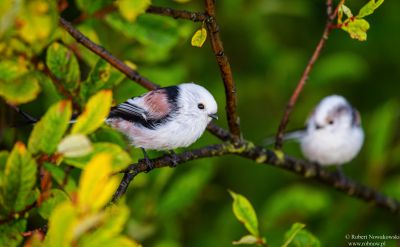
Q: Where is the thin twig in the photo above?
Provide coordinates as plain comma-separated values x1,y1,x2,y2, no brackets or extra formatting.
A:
59,17,159,91
274,0,339,149
204,0,242,144
112,142,400,214
147,6,207,22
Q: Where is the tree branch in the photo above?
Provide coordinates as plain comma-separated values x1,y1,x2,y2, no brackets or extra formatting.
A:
146,6,207,22
204,0,242,144
113,142,400,214
59,17,159,91
274,0,339,149
59,10,400,216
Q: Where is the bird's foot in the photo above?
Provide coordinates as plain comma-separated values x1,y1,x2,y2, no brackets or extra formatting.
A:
140,148,154,172
335,165,347,183
166,150,179,167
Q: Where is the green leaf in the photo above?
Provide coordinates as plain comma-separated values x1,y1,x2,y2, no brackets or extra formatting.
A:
282,223,320,247
358,0,384,18
46,42,80,91
64,142,132,172
43,163,77,193
71,90,112,135
0,219,27,247
117,0,151,22
341,18,370,41
45,202,78,247
0,151,9,186
57,134,93,158
191,27,207,47
38,189,69,219
78,153,119,212
80,59,124,104
0,61,41,104
229,190,260,237
282,223,306,247
28,100,72,154
0,142,37,215
233,235,260,245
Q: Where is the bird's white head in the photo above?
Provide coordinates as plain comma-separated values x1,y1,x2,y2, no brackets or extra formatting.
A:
177,83,218,123
307,95,361,132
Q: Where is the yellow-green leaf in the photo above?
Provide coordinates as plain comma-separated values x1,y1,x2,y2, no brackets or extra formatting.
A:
338,4,353,24
16,0,58,52
57,134,93,158
71,90,112,135
0,142,37,214
28,100,72,154
342,18,370,41
117,0,151,22
78,153,119,212
233,235,260,245
46,42,80,91
229,190,259,237
0,61,41,104
45,202,78,247
64,142,132,172
282,223,305,247
191,27,207,48
79,59,124,104
358,0,384,18
282,223,320,247
38,189,69,219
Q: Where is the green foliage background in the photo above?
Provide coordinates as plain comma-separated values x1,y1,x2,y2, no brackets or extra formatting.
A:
1,0,399,246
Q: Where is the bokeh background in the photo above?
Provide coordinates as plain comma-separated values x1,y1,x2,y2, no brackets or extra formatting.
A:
1,0,400,246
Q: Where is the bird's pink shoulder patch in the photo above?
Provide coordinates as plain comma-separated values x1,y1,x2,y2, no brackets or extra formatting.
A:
143,89,172,118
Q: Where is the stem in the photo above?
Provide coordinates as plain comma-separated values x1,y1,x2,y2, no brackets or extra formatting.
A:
274,0,339,149
204,0,242,144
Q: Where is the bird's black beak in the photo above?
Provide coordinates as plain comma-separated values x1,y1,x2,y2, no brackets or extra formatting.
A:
208,113,218,120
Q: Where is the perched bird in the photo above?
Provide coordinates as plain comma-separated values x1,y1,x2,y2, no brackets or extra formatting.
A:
106,83,218,152
299,95,364,166
12,82,218,167
266,95,364,167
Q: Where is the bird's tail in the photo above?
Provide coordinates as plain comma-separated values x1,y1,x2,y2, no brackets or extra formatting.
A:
262,129,306,146
10,107,79,127
9,106,39,127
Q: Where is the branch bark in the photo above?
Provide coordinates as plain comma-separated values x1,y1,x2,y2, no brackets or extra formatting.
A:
204,0,242,144
113,142,400,214
59,17,159,91
146,6,207,22
274,0,338,149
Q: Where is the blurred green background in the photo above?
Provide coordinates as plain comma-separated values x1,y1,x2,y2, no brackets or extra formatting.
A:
1,0,400,246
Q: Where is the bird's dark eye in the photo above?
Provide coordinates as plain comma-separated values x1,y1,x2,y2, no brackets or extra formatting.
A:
198,103,205,110
328,120,334,125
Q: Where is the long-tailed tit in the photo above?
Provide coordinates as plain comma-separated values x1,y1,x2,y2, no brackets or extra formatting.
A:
299,95,364,166
267,95,364,167
106,82,218,152
12,82,218,167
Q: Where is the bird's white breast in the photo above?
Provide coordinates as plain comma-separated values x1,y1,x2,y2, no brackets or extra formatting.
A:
300,126,364,166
